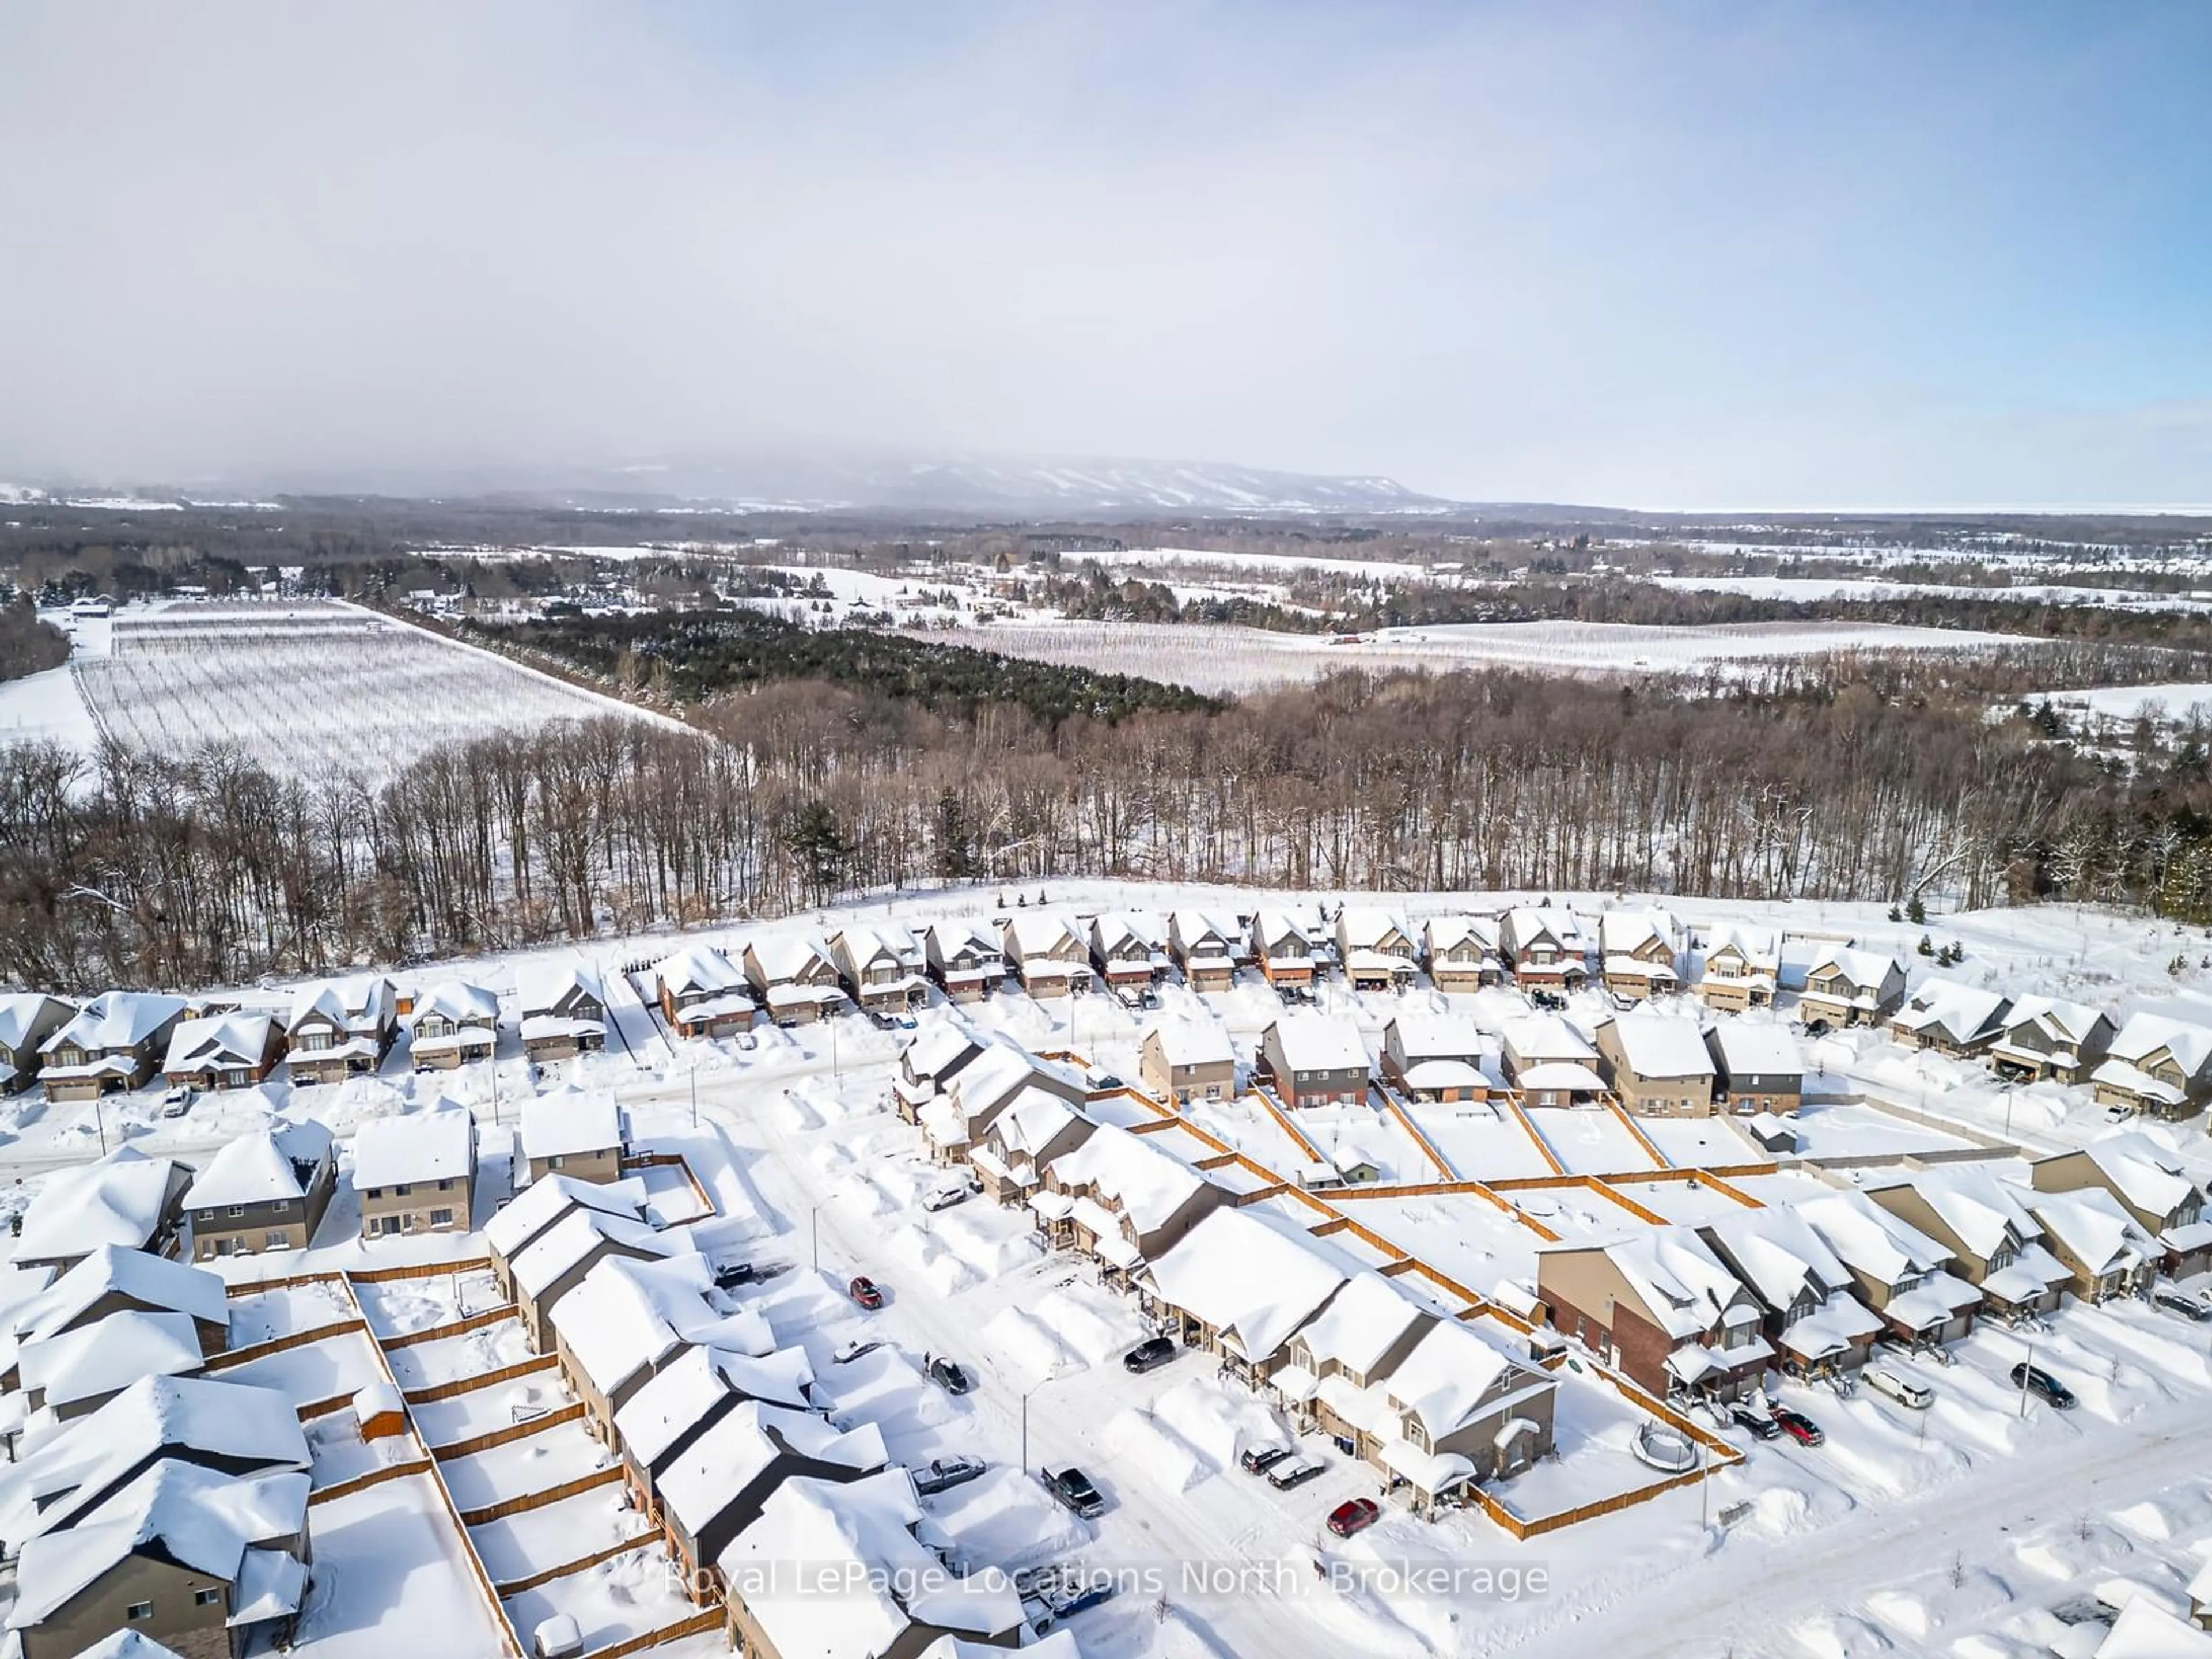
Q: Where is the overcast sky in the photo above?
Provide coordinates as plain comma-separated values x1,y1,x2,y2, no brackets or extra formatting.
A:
2,2,2207,510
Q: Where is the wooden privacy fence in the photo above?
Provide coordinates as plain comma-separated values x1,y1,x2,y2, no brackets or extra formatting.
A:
204,1317,366,1371
347,1256,495,1286
1374,1091,1460,1181
494,1531,660,1599
459,1463,621,1528
403,1352,558,1407
308,1456,433,1507
431,1402,586,1462
383,1302,519,1351
1600,1098,1673,1170
224,1269,349,1298
579,1607,724,1659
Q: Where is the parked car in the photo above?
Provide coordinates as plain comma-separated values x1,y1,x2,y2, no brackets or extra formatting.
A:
1047,1467,1105,1518
1267,1457,1325,1491
1773,1408,1824,1446
832,1338,882,1365
922,1183,969,1214
1802,1018,1831,1037
912,1456,987,1496
1728,1404,1782,1440
1862,1366,1934,1410
866,1009,897,1032
891,1012,919,1031
929,1355,975,1395
2011,1362,2076,1409
1123,1336,1176,1374
712,1261,760,1290
848,1275,884,1310
1326,1498,1381,1538
160,1086,194,1118
2152,1285,2212,1321
1240,1445,1293,1476
2104,1103,2134,1124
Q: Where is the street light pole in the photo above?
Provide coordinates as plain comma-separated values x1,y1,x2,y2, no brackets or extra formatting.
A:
2018,1340,2034,1419
811,1206,820,1272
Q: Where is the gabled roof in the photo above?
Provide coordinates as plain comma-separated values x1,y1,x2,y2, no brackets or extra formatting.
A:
1605,1012,1714,1080
745,931,839,982
1046,1124,1207,1234
1336,907,1411,951
1169,910,1239,951
1503,906,1589,952
510,1205,691,1301
517,961,603,1016
1570,1227,1755,1339
1599,908,1677,956
548,1253,720,1396
519,1089,624,1162
2022,1186,2156,1278
1252,908,1311,949
2095,1597,2212,1659
1092,911,1166,954
1706,1021,1802,1077
1140,1207,1344,1363
1797,1190,1952,1287
988,1090,1089,1158
1700,922,1779,965
832,923,925,972
483,1172,647,1259
2001,994,2109,1047
41,993,188,1055
20,1310,206,1410
17,1149,184,1262
1805,946,1903,988
285,974,392,1034
613,1343,819,1468
2073,1132,2199,1221
6,1246,227,1354
0,993,73,1051
2107,1012,2212,1075
901,1021,984,1082
1001,913,1082,960
1423,914,1500,954
654,946,747,997
1387,1013,1486,1063
1265,1014,1369,1075
1701,1206,1857,1310
184,1118,333,1210
923,918,1001,958
1294,1272,1429,1376
1144,1020,1234,1070
658,1400,882,1536
1382,1318,1532,1437
161,1014,275,1077
1866,1164,2042,1260
1499,1013,1597,1065
350,1104,474,1190
1891,980,2012,1046
406,981,502,1029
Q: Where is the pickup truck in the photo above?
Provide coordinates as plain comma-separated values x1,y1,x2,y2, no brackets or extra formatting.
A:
1046,1467,1105,1518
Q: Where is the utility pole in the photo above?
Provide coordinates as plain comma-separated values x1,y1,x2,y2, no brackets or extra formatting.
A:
2018,1340,2034,1418
811,1206,820,1271
689,1061,698,1129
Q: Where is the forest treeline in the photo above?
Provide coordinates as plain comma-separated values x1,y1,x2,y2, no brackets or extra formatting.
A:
8,661,2212,994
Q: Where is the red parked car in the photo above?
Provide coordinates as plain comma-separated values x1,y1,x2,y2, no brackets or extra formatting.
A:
1773,1407,1824,1447
1326,1498,1381,1538
848,1275,884,1310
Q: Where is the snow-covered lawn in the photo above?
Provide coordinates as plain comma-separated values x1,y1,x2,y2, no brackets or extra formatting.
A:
306,1411,422,1490
291,1475,513,1659
1523,1105,1664,1176
411,1370,575,1450
439,1420,615,1513
499,1546,699,1654
469,1484,646,1585
226,1277,357,1348
384,1319,535,1393
353,1267,506,1340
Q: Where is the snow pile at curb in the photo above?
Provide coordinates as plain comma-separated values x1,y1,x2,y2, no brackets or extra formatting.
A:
1104,1407,1210,1491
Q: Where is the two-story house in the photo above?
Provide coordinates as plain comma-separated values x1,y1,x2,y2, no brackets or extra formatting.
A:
351,1105,476,1240
2032,1134,2212,1279
13,1149,192,1272
828,925,927,1014
1703,1022,1804,1115
1987,995,2115,1086
1371,1318,1559,1507
185,1118,337,1260
1256,1016,1371,1109
2020,1184,2158,1302
971,1088,1095,1206
1037,1123,1226,1279
1137,1020,1236,1105
161,1013,285,1093
1135,1205,1344,1387
518,1090,627,1186
285,975,396,1087
1422,915,1504,993
517,963,607,1063
742,933,849,1024
1599,909,1683,1001
1498,1013,1605,1107
1250,910,1315,994
1089,912,1169,1004
1699,1207,1882,1382
1271,1271,1431,1454
0,994,74,1096
1595,1012,1716,1116
1335,908,1417,993
38,994,190,1103
1537,1228,1771,1403
1796,948,1907,1029
402,982,500,1070
1863,1164,2071,1321
2090,1012,2212,1120
1500,907,1591,994
1000,914,1092,1000
1693,923,1780,1013
1798,1188,1982,1347
923,918,1005,1002
653,947,757,1040
1379,1013,1491,1104
1168,911,1241,992
1888,980,2013,1058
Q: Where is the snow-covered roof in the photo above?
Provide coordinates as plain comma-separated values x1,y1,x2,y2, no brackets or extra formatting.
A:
949,1041,1085,1122
1868,1164,2041,1260
184,1118,332,1210
1253,908,1310,948
1599,908,1677,957
1797,1190,1952,1288
41,992,187,1056
1805,947,1903,991
5,1245,226,1357
519,1089,624,1162
73,1632,191,1659
1092,911,1166,955
1577,1227,1754,1340
1337,907,1411,952
833,923,925,973
483,1172,646,1259
1294,1272,1429,1375
1388,1013,1484,1063
925,918,1001,959
656,946,747,997
2001,994,2109,1048
1499,1013,1597,1065
406,981,501,1029
1891,979,2012,1046
510,1205,690,1301
2074,1132,2200,1221
1001,913,1081,961
717,1469,1020,1659
517,961,603,1016
548,1253,719,1396
2094,1597,2212,1658
1266,1014,1369,1075
658,1400,882,1536
1382,1318,1531,1437
17,1149,183,1263
1706,1022,1802,1077
161,1013,275,1078
1700,922,1779,967
285,974,392,1035
1140,1207,1345,1363
7,1457,308,1631
2108,1012,2212,1075
613,1342,818,1468
900,1021,983,1082
1423,913,1499,954
350,1104,474,1190
1513,1060,1606,1093
987,1088,1087,1158
1402,1058,1485,1092
1145,1020,1234,1070
1701,1206,1858,1311
1047,1123,1208,1234
1504,906,1589,950
1170,910,1238,952
2022,1186,2157,1279
1605,1012,1714,1080
21,1309,206,1410
0,993,71,1052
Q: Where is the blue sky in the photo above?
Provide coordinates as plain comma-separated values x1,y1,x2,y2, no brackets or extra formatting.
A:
0,1,2206,508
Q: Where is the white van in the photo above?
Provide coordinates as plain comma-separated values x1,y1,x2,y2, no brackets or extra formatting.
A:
1863,1366,1934,1410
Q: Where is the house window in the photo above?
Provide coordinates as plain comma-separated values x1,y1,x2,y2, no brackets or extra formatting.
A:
266,1230,290,1249
548,1155,563,1169
430,1207,454,1227
127,1603,153,1621
366,1187,382,1199
195,1588,222,1607
229,1204,245,1218
437,1178,453,1191
395,1183,411,1196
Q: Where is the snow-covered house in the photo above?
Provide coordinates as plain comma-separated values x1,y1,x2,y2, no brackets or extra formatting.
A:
1272,1271,1433,1448
1796,948,1907,1029
1500,907,1591,994
1536,1227,1770,1403
972,1089,1094,1206
922,918,1004,1003
20,1309,207,1419
1379,1014,1491,1104
717,1469,1022,1659
38,994,190,1103
402,981,500,1070
1498,1014,1605,1108
1595,1012,1715,1116
1599,908,1682,1001
1137,1020,1235,1105
1372,1317,1558,1506
1422,914,1504,993
1036,1122,1226,1277
653,947,757,1040
918,1040,1088,1162
517,961,607,1063
0,993,74,1096
1693,923,1780,1013
1703,1022,1804,1115
743,932,850,1024
1863,1164,2071,1320
1136,1206,1346,1386
1335,908,1416,993
518,1089,627,1185
183,1118,336,1261
1251,910,1315,992
350,1104,475,1240
2032,1133,2212,1280
4,1458,310,1659
1988,995,2115,1086
657,1399,882,1600
482,1173,650,1304
548,1253,771,1442
1698,1207,1883,1381
612,1340,817,1518
283,974,396,1087
1089,911,1169,999
2021,1184,2159,1302
892,1022,987,1121
998,914,1091,999
160,1014,283,1094
2097,1597,2212,1657
1888,980,2013,1058
1796,1190,1982,1347
15,1149,192,1272
0,1248,229,1397
2091,1013,2212,1120
510,1203,695,1352
1168,910,1240,991
828,925,928,1014
1256,1015,1370,1109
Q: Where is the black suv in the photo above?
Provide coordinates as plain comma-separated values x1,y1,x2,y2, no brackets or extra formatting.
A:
1047,1467,1105,1518
1123,1336,1176,1374
2010,1362,2076,1409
